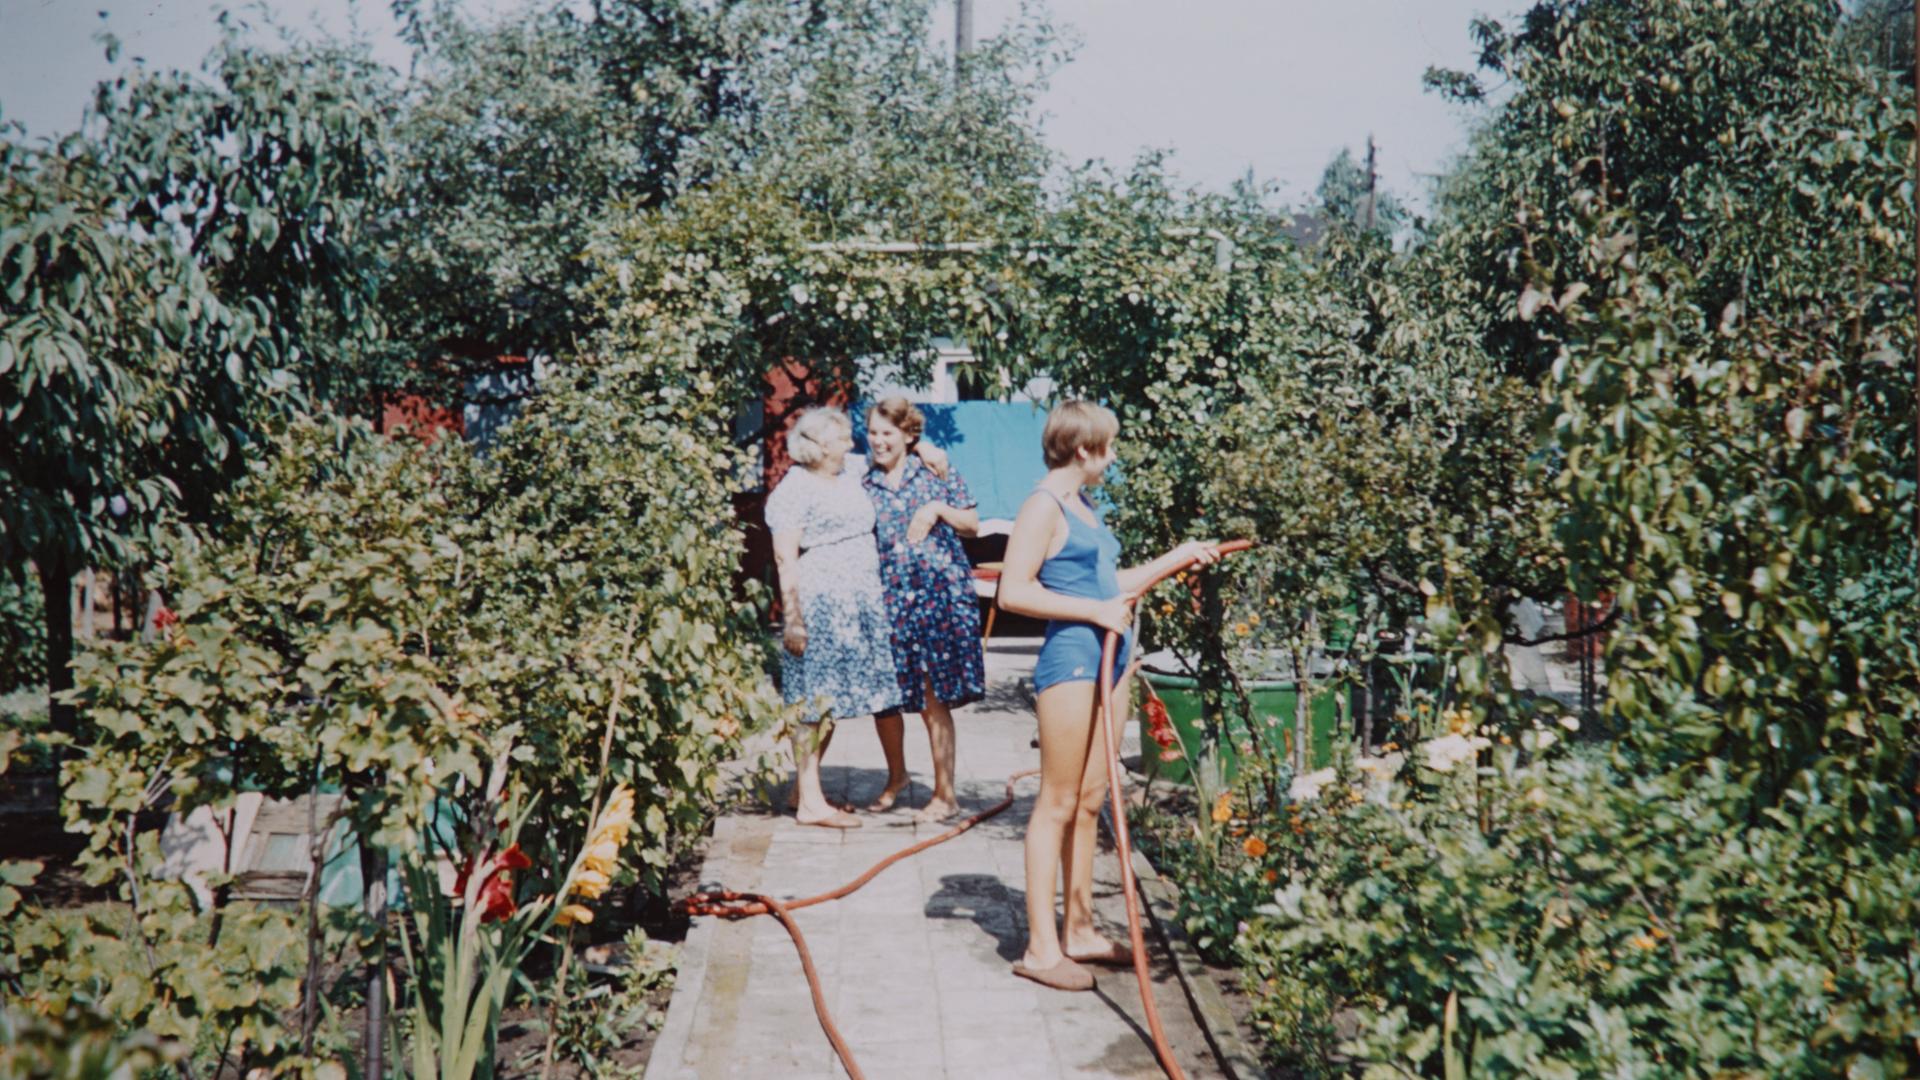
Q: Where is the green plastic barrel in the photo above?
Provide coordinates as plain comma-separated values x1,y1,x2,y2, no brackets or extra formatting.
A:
1138,670,1341,784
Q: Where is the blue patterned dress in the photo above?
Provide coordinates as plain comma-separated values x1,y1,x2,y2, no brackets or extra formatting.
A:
863,457,986,710
766,456,905,722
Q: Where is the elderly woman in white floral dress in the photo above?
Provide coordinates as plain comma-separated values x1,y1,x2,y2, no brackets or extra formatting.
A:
766,406,946,828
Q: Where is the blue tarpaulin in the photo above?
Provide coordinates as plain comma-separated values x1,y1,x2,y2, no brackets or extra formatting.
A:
852,400,1054,522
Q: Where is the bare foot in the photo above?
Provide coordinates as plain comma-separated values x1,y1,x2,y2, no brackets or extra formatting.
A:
913,798,959,824
796,808,862,829
866,776,911,812
1063,932,1131,966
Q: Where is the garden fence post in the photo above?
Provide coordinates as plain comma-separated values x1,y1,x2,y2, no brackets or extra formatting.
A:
362,842,389,1079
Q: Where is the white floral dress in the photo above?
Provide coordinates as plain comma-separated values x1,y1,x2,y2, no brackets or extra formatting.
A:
765,456,905,722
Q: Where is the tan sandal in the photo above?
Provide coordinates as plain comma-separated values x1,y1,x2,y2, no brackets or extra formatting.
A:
1011,957,1094,992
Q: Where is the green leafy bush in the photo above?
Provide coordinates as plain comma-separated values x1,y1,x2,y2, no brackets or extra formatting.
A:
1238,746,1920,1077
0,569,43,695
10,393,778,1068
1221,2,1920,1076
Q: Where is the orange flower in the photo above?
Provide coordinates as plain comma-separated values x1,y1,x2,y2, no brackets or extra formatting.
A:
1211,793,1233,823
1243,836,1268,858
1263,869,1278,883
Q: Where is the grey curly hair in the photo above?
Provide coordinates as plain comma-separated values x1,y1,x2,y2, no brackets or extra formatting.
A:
786,406,852,467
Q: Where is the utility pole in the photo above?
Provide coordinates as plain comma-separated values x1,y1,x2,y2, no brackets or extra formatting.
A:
1363,135,1379,233
955,0,973,77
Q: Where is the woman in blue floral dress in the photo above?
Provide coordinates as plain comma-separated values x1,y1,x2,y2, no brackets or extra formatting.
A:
862,397,986,823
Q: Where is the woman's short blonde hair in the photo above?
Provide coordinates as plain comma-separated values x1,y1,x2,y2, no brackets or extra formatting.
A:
1042,400,1119,469
866,396,925,446
787,406,852,467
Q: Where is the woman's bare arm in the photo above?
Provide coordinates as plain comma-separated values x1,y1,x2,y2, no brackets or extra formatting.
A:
907,501,980,543
941,504,980,537
915,441,950,479
1116,540,1220,599
772,529,808,655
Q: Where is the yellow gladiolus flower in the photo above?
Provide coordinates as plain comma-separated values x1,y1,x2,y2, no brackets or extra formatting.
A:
561,785,638,918
581,840,619,876
594,787,635,846
572,868,612,899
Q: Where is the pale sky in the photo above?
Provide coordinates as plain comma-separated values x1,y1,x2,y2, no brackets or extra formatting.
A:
0,0,1508,211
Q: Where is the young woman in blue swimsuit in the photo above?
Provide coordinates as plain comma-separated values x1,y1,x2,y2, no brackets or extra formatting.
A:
995,400,1219,991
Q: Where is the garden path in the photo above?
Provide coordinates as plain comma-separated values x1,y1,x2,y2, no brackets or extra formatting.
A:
645,638,1226,1080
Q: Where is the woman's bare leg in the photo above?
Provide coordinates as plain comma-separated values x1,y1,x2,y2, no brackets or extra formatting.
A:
1022,680,1098,969
870,712,911,810
792,722,850,824
915,683,959,822
1061,672,1129,956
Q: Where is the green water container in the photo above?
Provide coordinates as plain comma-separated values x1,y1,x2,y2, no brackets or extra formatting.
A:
1138,669,1342,785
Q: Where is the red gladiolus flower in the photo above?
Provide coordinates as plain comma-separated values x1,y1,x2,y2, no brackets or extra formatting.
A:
153,607,179,631
1142,691,1184,760
454,843,532,923
1143,694,1178,748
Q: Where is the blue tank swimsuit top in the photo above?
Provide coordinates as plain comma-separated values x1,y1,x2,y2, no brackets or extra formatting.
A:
1032,491,1132,694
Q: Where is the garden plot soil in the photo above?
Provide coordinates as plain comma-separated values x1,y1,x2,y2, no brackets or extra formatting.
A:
490,851,705,1079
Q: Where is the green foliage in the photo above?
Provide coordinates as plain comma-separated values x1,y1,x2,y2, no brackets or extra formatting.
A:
526,929,677,1078
1840,0,1917,82
1238,748,1920,1078
1221,1,1920,1075
12,899,312,1072
0,569,44,694
3,24,397,727
379,4,651,373
382,0,1059,382
60,416,494,855
89,25,399,411
1416,0,1919,800
467,357,786,880
0,1004,183,1079
9,380,775,1061
1136,749,1308,961
1313,146,1407,237
0,136,259,576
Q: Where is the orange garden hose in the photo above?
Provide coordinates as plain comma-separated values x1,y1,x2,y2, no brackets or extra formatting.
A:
682,539,1253,1080
1094,537,1253,1079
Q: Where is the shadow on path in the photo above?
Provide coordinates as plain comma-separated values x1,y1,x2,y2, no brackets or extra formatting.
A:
926,872,1027,960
